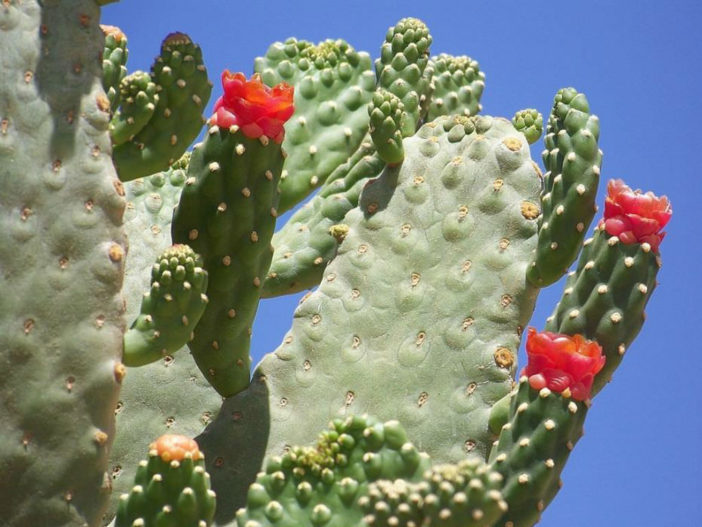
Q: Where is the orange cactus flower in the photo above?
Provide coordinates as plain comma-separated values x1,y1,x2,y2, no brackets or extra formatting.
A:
210,71,294,143
150,434,203,462
601,179,672,252
521,327,605,401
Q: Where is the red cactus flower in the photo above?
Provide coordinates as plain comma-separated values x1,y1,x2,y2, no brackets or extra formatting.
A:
600,179,672,252
150,434,203,462
521,327,605,401
210,71,294,143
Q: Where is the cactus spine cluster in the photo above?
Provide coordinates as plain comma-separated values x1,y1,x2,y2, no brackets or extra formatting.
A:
0,5,671,527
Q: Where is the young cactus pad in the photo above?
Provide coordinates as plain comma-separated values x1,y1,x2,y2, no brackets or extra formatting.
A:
123,244,208,367
255,38,376,212
115,434,216,527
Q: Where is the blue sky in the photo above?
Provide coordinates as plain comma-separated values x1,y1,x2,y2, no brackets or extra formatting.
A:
104,1,702,525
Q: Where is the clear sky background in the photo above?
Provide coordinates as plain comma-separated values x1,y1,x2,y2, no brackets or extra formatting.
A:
104,1,701,525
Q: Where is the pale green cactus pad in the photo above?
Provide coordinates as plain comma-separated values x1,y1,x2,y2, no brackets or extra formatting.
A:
200,115,543,523
0,2,127,524
255,38,377,212
263,140,385,297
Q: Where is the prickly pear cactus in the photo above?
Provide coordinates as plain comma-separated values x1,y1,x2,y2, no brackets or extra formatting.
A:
0,9,673,527
0,2,127,525
199,115,543,523
107,161,222,524
115,434,216,527
255,38,376,212
263,115,542,460
112,32,212,182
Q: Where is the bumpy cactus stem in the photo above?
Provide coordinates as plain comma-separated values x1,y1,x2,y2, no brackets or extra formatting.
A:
101,25,128,110
426,53,485,121
110,71,160,146
123,244,208,367
545,180,670,394
361,459,508,527
115,434,216,527
376,18,433,135
490,379,589,527
512,109,543,145
368,89,406,165
112,33,212,182
234,416,430,527
171,72,294,397
527,88,602,287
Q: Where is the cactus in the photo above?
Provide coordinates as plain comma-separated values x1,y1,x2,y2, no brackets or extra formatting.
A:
171,72,293,397
123,244,208,367
527,88,602,287
101,25,128,110
115,434,216,526
368,89,406,164
112,32,212,182
512,109,543,145
426,53,485,121
0,2,127,524
0,6,673,527
254,37,377,213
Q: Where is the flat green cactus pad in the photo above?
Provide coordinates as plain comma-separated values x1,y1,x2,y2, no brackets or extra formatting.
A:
263,140,384,298
0,2,127,524
260,114,542,461
200,115,543,523
255,38,377,213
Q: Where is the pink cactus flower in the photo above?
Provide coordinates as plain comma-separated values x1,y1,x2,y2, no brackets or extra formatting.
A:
210,71,294,143
601,179,672,251
521,327,605,401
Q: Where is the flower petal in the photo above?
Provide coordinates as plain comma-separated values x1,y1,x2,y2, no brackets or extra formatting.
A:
602,179,672,252
209,70,295,141
524,327,605,401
